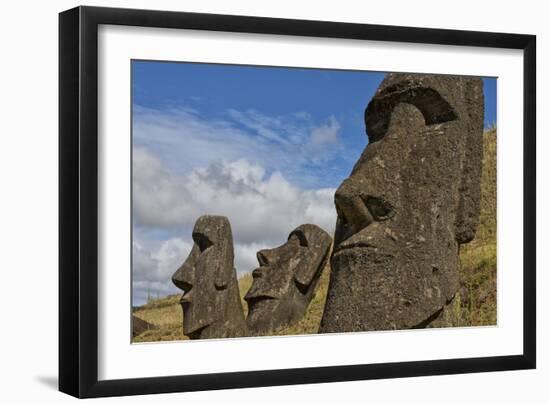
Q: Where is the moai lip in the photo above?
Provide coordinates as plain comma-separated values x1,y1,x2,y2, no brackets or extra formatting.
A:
172,215,247,339
320,73,484,333
245,224,332,335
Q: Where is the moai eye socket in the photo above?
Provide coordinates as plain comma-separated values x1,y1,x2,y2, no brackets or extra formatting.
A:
289,230,309,247
364,195,394,221
365,82,458,143
257,250,269,266
193,232,213,252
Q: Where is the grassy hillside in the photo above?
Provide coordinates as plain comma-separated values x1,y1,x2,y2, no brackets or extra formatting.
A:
133,129,497,342
437,127,497,327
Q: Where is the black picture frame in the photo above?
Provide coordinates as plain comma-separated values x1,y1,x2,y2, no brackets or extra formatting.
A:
59,5,536,398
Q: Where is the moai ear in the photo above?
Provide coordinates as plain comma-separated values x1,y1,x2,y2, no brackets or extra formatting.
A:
292,225,332,290
213,225,235,290
454,78,484,244
213,260,232,290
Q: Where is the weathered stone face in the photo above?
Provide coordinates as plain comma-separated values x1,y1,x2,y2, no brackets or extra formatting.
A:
320,73,484,332
245,224,332,334
172,215,246,339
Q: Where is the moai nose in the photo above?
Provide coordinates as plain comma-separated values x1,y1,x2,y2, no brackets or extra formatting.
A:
334,178,374,243
172,263,194,292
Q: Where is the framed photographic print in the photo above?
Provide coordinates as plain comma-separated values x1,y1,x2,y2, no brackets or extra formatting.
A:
59,6,536,398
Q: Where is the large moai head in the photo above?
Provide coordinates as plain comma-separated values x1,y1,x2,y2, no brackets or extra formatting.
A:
172,215,247,339
320,73,484,332
245,224,332,335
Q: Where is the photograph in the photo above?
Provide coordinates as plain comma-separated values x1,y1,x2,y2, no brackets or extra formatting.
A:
130,61,498,342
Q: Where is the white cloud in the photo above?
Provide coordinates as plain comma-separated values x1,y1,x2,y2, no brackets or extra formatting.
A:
133,148,336,244
309,116,340,147
132,105,345,304
132,148,338,305
227,109,292,146
132,237,192,304
133,105,269,174
133,105,345,188
294,111,312,120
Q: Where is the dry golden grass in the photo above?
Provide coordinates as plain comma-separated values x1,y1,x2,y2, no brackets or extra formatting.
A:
133,295,187,342
133,129,497,342
454,128,497,326
435,128,497,327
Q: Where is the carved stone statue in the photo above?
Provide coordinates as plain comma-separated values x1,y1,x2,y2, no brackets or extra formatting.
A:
172,215,247,339
320,73,484,332
245,224,332,335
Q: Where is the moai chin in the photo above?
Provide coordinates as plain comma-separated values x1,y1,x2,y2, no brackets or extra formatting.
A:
245,224,332,335
320,73,484,332
172,215,247,339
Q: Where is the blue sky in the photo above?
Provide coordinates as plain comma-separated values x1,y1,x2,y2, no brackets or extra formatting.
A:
131,60,497,305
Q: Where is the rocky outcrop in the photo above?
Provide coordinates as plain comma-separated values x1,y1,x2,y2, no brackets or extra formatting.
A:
132,315,156,337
